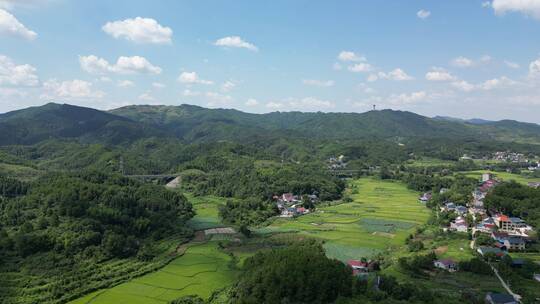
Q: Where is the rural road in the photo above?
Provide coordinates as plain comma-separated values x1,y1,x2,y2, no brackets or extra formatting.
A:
490,264,521,302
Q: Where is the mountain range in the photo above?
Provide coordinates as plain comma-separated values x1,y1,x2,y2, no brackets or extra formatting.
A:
0,102,539,145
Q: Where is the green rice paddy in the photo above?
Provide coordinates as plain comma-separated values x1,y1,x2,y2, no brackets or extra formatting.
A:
70,242,239,304
459,170,540,185
258,178,430,261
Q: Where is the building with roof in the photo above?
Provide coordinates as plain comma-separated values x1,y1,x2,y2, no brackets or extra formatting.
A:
485,292,517,304
495,214,512,232
433,259,457,272
503,237,526,251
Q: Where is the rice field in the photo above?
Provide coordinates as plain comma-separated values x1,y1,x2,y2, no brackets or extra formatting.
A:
258,178,430,261
69,242,240,304
459,170,540,185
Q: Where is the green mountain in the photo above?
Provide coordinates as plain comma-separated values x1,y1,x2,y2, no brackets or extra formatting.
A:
1,103,539,146
0,103,163,145
110,104,480,141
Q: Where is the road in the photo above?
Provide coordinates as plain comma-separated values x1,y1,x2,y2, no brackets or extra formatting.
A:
490,264,521,302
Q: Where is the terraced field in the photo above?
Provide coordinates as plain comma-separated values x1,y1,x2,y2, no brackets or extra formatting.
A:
70,242,239,304
258,178,430,261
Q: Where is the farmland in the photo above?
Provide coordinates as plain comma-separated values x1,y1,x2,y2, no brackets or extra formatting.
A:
459,170,540,185
258,178,430,261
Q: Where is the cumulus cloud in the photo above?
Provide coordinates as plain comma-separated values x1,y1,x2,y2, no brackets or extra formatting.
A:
451,56,474,68
491,0,540,19
389,91,427,105
182,89,200,97
529,57,540,77
479,76,517,90
205,91,233,107
152,82,165,89
302,79,335,87
348,63,373,73
451,80,475,92
369,68,414,81
221,80,236,92
0,55,39,86
504,60,520,69
265,102,283,110
79,55,162,75
117,80,134,87
102,17,172,44
0,9,37,40
287,97,335,109
214,36,258,51
425,67,456,81
41,79,104,100
245,98,258,106
417,9,431,19
337,51,366,62
138,92,156,102
178,71,213,85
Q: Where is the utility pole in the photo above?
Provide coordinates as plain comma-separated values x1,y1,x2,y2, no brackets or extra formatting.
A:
373,104,376,111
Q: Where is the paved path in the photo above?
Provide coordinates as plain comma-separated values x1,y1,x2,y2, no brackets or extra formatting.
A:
490,264,521,302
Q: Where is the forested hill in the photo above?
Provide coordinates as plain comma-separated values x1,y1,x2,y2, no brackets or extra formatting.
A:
1,102,540,145
0,103,164,145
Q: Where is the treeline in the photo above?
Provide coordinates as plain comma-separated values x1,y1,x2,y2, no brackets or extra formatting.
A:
484,181,540,234
0,171,193,260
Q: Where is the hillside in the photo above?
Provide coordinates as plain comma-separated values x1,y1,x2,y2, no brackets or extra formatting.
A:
1,103,539,146
0,103,163,145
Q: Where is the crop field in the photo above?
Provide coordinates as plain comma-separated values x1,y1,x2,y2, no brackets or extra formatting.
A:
405,158,457,168
459,170,540,185
259,178,430,262
184,194,227,230
70,242,239,304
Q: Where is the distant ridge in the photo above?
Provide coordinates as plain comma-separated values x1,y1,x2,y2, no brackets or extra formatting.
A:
0,103,539,145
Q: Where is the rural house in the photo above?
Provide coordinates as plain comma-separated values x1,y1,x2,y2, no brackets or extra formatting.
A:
433,259,457,272
484,292,517,304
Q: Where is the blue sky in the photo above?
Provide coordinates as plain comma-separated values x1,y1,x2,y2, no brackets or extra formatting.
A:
1,0,540,123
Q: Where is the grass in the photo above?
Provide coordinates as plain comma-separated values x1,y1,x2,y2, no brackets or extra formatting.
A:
69,242,240,304
0,163,43,181
257,178,430,262
406,158,457,168
184,194,228,230
459,170,540,185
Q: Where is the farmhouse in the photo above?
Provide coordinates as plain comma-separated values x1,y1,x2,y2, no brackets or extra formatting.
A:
419,192,432,203
503,237,526,251
450,216,467,233
455,205,468,215
348,260,368,276
433,259,457,272
475,217,496,234
440,202,456,213
482,173,493,182
528,182,540,189
485,292,517,304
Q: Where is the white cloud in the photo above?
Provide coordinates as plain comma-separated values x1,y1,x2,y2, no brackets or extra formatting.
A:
265,102,283,109
417,9,431,19
117,80,134,87
452,56,474,68
0,9,37,40
245,98,258,106
0,55,38,86
152,82,165,89
221,80,236,92
102,17,172,44
372,68,414,81
479,76,517,90
0,87,27,98
348,63,373,73
451,80,475,92
425,67,456,81
41,79,104,100
178,71,213,85
529,57,540,77
182,89,200,97
302,79,335,87
492,0,540,19
79,55,162,75
504,60,520,69
205,91,233,107
337,51,366,62
287,97,335,109
389,91,427,105
138,91,156,102
482,1,492,8
480,55,493,63
214,36,258,51
0,0,51,10
332,62,343,70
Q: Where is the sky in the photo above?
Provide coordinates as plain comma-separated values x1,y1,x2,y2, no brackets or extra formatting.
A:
1,0,540,123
